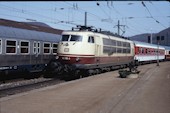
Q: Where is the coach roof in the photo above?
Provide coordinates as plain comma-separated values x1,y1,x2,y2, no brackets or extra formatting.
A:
0,19,63,35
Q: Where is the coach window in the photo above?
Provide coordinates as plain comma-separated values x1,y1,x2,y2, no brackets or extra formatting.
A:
0,39,2,54
145,49,148,54
37,42,40,54
88,36,94,43
33,42,36,54
20,41,29,54
6,40,17,54
142,48,144,54
52,43,58,54
43,43,51,54
148,49,150,54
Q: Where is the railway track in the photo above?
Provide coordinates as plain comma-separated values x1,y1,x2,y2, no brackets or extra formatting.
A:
0,77,65,98
0,61,166,98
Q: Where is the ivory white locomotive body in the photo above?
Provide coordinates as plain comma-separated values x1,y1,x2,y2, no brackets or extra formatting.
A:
50,26,136,77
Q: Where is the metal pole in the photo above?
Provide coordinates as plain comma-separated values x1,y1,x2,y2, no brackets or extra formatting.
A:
150,29,152,44
118,20,120,35
85,12,87,27
157,40,159,66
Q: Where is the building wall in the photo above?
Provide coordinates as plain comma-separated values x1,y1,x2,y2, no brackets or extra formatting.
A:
130,27,170,46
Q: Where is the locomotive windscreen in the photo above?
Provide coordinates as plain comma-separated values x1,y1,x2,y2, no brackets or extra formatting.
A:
62,35,82,42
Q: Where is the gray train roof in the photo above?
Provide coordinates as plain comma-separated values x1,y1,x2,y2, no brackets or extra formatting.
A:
133,41,165,49
0,25,61,42
0,19,63,35
163,46,170,50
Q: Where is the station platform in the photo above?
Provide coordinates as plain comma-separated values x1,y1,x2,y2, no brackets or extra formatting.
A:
0,62,170,113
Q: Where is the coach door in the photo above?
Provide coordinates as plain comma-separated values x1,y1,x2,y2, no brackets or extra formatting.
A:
33,41,40,63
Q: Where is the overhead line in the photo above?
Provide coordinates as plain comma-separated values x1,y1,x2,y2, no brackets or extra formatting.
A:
141,1,167,28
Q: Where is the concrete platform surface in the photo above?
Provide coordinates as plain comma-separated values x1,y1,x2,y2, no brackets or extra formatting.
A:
0,62,170,113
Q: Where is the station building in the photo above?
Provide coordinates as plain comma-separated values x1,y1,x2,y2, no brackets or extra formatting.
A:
130,27,170,47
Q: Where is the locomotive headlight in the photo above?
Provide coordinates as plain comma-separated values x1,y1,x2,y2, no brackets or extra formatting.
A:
65,43,69,46
76,57,80,62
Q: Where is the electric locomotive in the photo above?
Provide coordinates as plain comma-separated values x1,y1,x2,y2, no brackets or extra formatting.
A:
47,26,136,77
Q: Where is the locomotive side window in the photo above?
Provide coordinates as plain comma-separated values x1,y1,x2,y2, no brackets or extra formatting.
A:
123,42,127,47
52,43,58,54
0,39,1,54
43,43,51,54
125,42,131,53
88,36,94,43
103,38,116,46
126,43,130,47
123,48,126,53
6,40,17,54
117,41,122,47
103,46,116,54
117,48,122,53
126,48,131,53
20,41,29,54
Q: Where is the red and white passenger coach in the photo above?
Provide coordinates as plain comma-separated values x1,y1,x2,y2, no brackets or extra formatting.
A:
134,41,165,62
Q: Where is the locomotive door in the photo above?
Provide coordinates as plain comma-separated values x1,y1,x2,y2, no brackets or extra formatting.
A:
94,36,100,65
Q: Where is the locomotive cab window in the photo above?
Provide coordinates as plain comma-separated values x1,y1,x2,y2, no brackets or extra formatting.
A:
88,36,94,43
43,43,51,54
62,35,69,41
20,41,29,54
70,35,82,42
62,35,82,42
6,40,17,54
0,39,1,54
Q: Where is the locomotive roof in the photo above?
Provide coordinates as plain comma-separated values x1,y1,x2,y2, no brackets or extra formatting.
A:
0,19,63,35
68,25,129,40
63,30,131,41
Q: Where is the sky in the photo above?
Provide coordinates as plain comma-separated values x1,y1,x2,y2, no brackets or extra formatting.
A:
0,1,170,37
